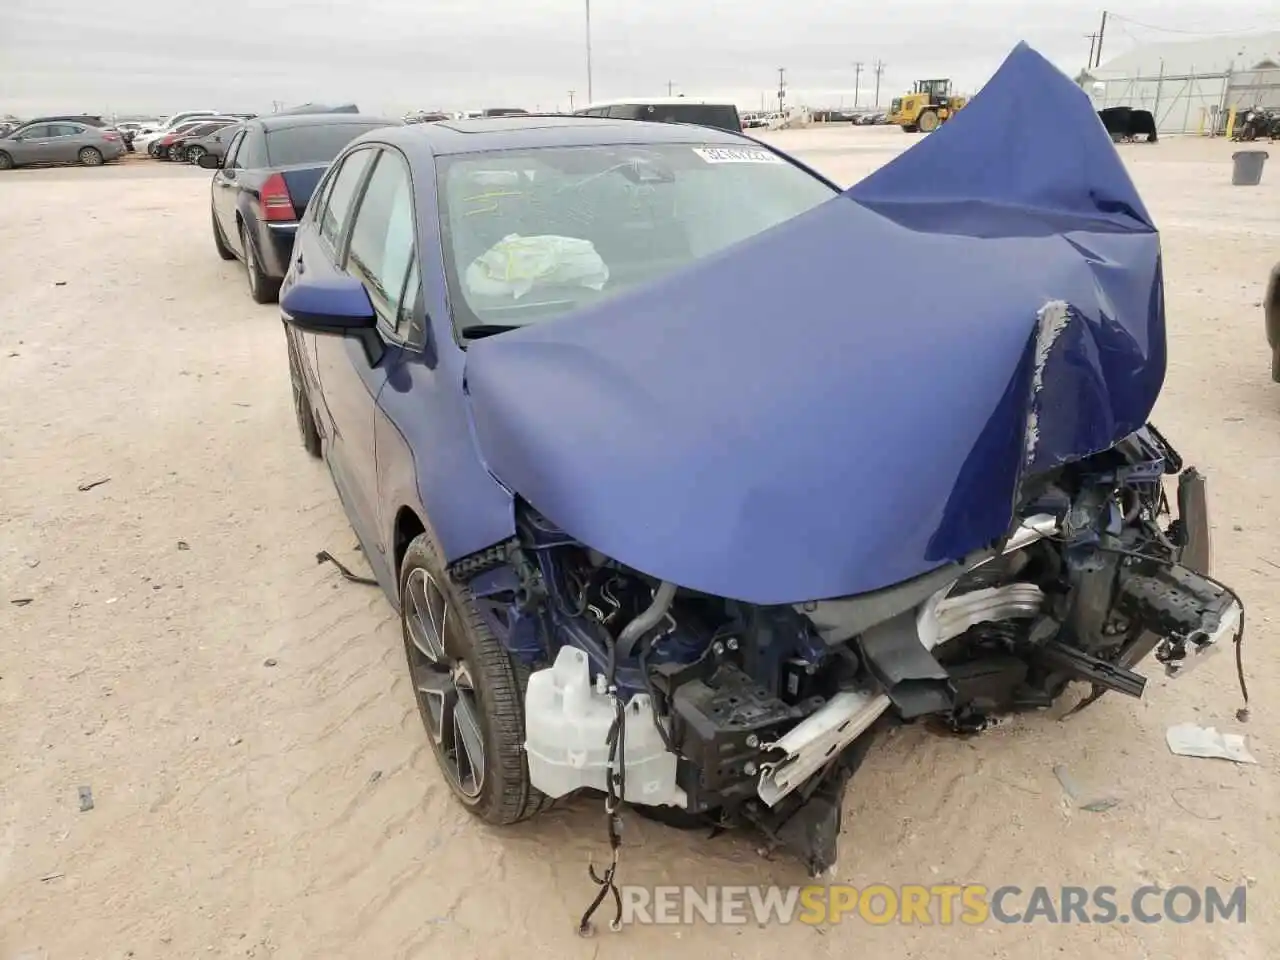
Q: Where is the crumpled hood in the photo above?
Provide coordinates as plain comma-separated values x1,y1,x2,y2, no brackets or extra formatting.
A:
463,43,1165,605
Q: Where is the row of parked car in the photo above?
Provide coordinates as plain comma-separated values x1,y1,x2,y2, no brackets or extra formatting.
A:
0,109,258,170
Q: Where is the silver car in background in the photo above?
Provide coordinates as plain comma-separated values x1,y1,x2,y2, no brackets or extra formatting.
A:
0,122,127,170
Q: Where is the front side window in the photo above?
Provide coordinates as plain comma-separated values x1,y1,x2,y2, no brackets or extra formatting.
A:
223,131,247,169
437,142,836,337
344,150,418,338
319,148,375,249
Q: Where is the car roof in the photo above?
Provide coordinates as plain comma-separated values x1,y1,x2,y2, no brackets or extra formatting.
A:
254,113,400,133
371,114,755,157
580,97,738,109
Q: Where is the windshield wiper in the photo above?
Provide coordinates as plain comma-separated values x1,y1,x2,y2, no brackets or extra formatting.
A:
461,323,522,340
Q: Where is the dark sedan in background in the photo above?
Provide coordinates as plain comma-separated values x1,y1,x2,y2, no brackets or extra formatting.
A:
163,119,239,161
200,113,400,303
183,124,242,166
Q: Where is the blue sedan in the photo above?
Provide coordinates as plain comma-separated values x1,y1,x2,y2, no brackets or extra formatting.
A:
280,113,840,822
278,58,1234,884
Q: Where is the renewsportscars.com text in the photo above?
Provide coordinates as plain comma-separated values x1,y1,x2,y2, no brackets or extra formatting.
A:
619,884,1248,926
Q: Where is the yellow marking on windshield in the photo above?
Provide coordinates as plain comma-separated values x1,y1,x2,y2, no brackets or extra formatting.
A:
462,189,523,216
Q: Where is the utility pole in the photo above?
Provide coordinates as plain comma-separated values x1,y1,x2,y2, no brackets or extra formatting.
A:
1094,11,1108,68
585,0,594,103
852,61,863,108
1086,32,1099,69
568,90,576,111
666,80,675,96
777,67,786,115
873,60,885,109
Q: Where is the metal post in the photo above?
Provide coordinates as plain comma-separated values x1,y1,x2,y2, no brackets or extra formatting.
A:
1154,59,1164,120
1182,67,1194,134
585,0,593,104
853,61,863,108
874,60,884,109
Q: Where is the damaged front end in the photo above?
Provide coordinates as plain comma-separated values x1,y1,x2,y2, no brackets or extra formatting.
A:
456,427,1241,878
443,43,1248,890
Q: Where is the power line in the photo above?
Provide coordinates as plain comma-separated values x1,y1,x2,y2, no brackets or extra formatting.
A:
1108,12,1280,37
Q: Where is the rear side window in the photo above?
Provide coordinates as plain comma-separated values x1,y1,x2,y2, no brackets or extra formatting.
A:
319,148,376,249
264,123,389,166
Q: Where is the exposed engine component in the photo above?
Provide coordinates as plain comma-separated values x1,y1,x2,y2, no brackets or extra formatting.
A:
500,423,1246,879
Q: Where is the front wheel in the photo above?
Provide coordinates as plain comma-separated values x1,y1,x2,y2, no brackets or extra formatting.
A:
78,147,104,167
286,334,322,458
0,152,12,171
187,145,206,165
917,110,940,133
400,532,550,825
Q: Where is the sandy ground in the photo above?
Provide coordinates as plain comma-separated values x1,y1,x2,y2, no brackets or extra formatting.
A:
1,128,1278,960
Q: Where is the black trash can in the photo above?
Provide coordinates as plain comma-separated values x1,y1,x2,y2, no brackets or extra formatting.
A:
1231,150,1268,186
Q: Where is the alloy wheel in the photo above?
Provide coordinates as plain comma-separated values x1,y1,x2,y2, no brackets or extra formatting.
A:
242,228,259,296
403,568,487,800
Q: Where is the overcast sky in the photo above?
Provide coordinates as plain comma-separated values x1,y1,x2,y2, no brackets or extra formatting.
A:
1,0,1277,117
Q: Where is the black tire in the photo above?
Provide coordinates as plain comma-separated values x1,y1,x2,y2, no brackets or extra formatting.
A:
902,124,919,133
399,532,550,825
286,333,322,458
187,145,206,165
78,147,104,167
239,221,281,304
212,209,235,261
917,109,940,133
0,152,12,171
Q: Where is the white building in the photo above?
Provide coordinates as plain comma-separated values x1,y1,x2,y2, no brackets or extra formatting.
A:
1085,31,1280,134
1092,31,1280,80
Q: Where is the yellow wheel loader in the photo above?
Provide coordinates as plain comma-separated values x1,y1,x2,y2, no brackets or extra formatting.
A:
887,79,967,133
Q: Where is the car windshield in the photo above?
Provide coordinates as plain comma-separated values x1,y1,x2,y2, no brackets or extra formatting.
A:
264,123,389,166
437,142,836,336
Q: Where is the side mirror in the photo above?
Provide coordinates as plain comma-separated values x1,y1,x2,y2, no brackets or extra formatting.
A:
197,153,222,169
281,275,383,363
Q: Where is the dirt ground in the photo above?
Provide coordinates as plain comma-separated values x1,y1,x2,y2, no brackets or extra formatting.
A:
1,128,1278,960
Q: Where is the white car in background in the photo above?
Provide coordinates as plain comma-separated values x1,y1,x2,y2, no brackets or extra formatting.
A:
134,110,222,151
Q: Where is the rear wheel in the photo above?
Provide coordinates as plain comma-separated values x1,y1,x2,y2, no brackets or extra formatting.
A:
400,532,551,825
78,147,103,167
239,222,280,304
187,145,206,165
0,152,12,171
917,110,940,133
211,210,235,261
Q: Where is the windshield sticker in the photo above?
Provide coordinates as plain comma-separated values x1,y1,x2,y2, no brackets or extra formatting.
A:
692,146,783,164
